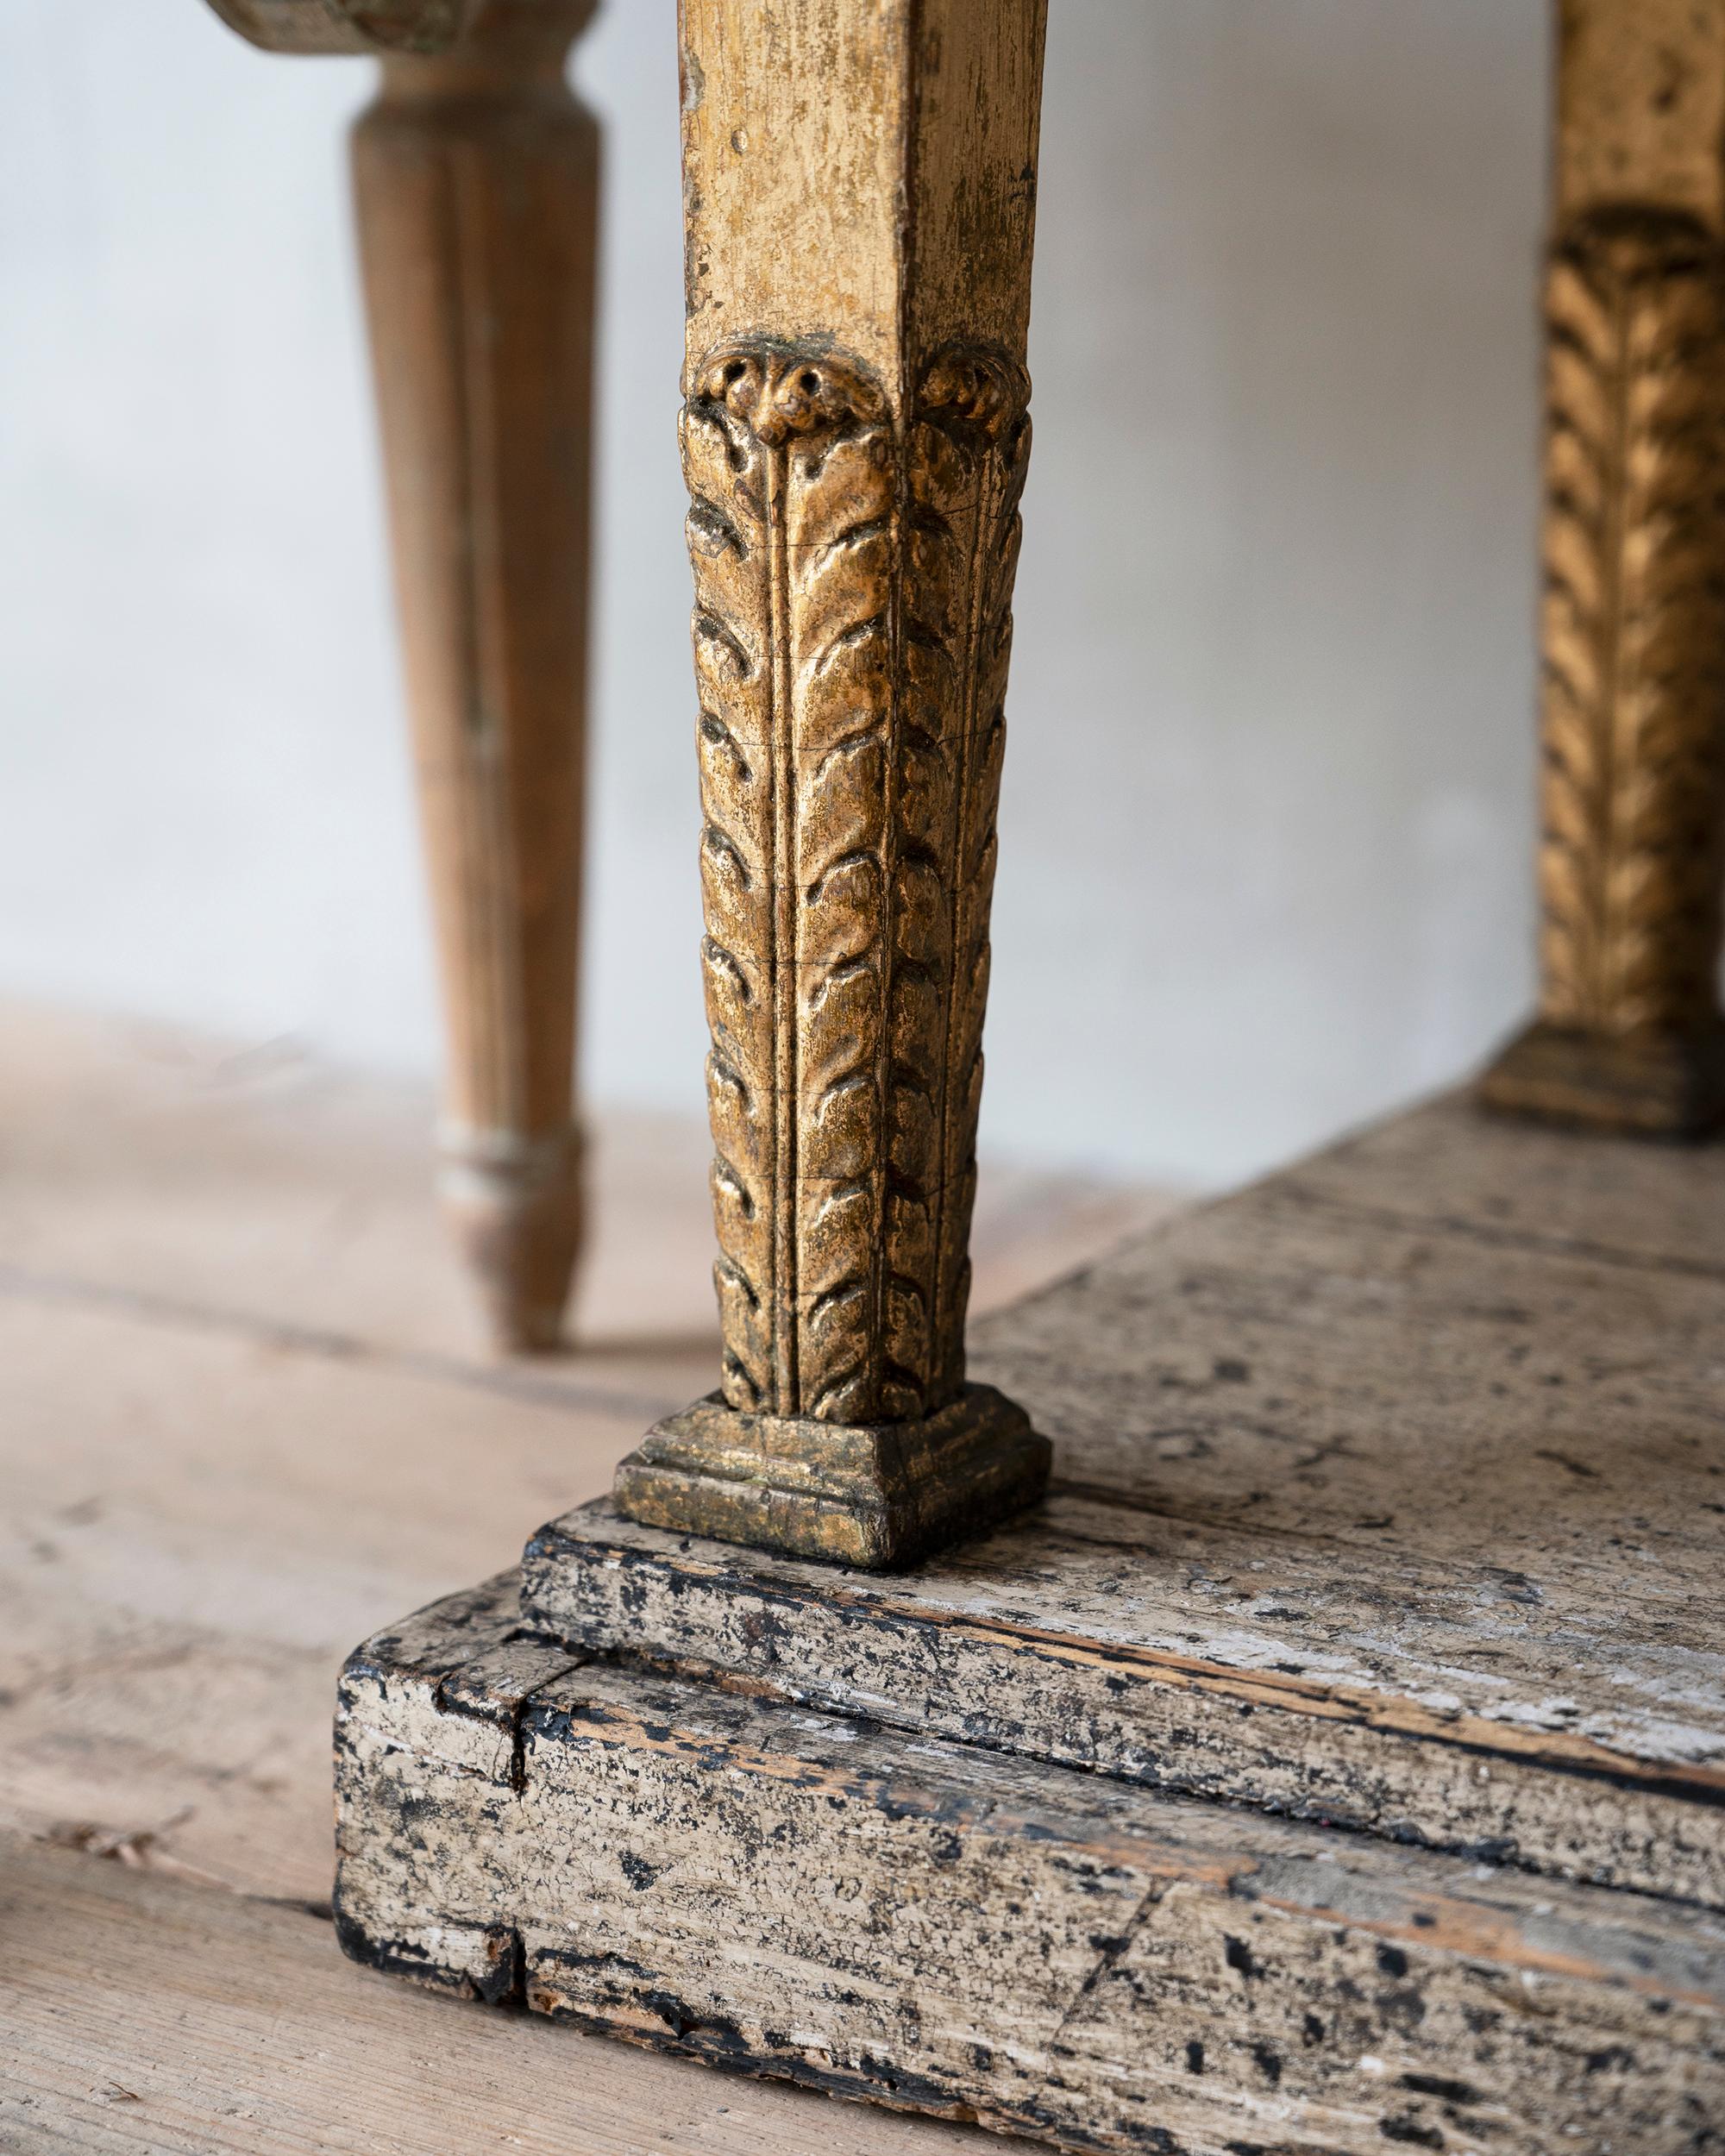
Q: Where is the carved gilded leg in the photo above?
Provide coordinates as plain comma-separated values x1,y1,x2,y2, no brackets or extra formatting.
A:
611,0,1051,1568
1480,0,1725,1137
204,0,599,1348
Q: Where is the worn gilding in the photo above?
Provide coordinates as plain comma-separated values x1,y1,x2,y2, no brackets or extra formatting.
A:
612,0,1051,1564
1484,2,1725,1134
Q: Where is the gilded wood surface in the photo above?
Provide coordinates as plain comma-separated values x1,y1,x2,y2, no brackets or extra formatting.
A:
687,341,1030,1422
662,0,1044,1458
1538,209,1725,1037
1558,0,1725,224
614,0,1049,1553
678,0,1044,378
1485,0,1725,1131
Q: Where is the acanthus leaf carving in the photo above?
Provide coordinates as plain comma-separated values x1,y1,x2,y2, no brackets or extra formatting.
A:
1537,206,1725,1039
681,335,1030,1425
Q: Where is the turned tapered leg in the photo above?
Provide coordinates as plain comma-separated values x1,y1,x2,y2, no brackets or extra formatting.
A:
202,0,599,1348
1481,0,1725,1137
352,7,598,1349
611,0,1051,1568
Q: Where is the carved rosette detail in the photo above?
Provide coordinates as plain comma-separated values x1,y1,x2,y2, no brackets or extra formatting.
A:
682,337,1032,1424
1537,207,1725,1037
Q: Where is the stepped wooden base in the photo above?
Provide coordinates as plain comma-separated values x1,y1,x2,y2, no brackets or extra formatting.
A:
610,1382,1051,1570
525,1492,1725,1909
1477,1018,1725,1137
335,1099,1725,2149
336,1572,1724,2156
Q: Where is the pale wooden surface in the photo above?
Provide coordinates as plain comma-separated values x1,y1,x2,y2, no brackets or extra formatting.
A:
209,0,608,1350
336,1090,1725,2152
0,1000,1176,2151
531,1093,1725,1906
335,1573,1725,2156
0,1832,1001,2156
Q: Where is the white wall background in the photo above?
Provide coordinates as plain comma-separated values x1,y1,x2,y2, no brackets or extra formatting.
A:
0,0,1550,1188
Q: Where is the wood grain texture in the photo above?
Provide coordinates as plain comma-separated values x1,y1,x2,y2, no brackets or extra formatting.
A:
12,1015,1725,2148
335,1573,1725,2156
351,2,598,1349
0,1833,1005,2156
1483,0,1725,1133
204,0,600,1346
348,1089,1725,2147
534,1092,1725,1907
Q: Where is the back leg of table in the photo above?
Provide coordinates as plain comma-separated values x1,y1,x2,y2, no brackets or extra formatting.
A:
351,7,599,1348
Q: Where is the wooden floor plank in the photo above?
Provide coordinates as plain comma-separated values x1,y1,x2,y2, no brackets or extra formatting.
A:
0,1000,1171,2151
0,1293,650,1902
0,1833,1001,2156
0,1002,1174,1374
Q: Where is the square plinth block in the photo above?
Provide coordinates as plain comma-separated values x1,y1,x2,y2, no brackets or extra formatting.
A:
1478,1018,1725,1136
610,1381,1051,1570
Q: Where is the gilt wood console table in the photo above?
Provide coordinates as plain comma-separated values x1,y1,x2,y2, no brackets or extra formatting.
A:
205,0,1725,2149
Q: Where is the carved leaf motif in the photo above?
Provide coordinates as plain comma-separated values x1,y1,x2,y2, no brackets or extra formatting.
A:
914,353,1032,1411
681,337,1030,1423
683,365,777,1409
1538,210,1725,1036
789,418,898,1420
